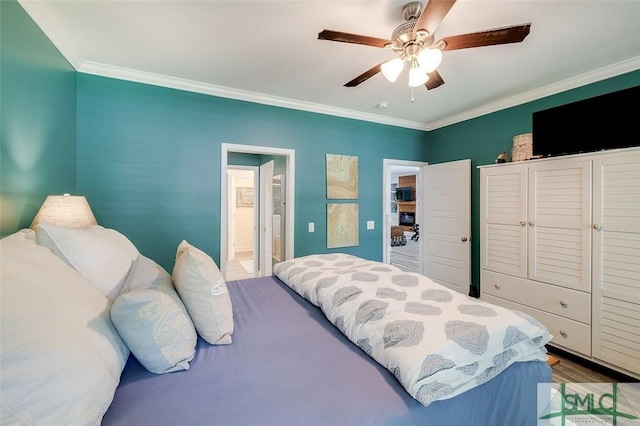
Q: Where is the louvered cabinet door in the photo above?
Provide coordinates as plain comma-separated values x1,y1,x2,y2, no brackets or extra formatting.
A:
527,159,592,291
480,165,528,278
592,152,640,375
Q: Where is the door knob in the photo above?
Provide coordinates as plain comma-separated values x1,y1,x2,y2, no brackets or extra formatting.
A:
461,237,468,242
520,221,526,227
593,224,602,231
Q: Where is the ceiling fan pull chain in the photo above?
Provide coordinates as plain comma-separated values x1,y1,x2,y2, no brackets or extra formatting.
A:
411,87,415,103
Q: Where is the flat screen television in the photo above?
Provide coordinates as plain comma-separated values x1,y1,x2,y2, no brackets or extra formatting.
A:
395,187,413,201
532,86,640,158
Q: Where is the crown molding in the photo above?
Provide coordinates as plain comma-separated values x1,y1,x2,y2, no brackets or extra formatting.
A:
424,56,640,131
78,61,430,132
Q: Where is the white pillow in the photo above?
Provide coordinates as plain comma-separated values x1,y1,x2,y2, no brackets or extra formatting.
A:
0,230,129,425
36,223,139,300
172,240,234,345
111,255,197,374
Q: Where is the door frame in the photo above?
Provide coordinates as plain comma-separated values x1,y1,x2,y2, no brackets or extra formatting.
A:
221,143,295,278
382,159,428,270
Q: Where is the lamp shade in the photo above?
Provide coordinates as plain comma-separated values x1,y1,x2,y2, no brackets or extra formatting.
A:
381,58,404,83
30,194,98,230
408,65,429,87
417,48,443,73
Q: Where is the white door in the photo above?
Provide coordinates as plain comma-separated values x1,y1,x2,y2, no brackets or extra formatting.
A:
422,159,471,294
479,164,528,278
591,152,640,375
528,159,591,292
259,160,274,276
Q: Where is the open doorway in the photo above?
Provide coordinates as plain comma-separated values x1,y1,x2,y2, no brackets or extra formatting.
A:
383,159,427,273
226,167,258,281
220,144,295,281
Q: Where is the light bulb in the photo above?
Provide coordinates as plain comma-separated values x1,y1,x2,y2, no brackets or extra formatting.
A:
381,58,404,83
417,48,443,73
408,65,429,87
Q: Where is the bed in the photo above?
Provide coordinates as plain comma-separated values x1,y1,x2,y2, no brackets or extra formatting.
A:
0,226,552,426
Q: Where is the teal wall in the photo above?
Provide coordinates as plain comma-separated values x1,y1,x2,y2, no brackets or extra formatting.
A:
76,74,428,270
427,70,640,295
0,0,77,235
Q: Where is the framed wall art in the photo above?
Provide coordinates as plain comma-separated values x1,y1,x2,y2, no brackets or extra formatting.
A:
326,154,358,199
327,203,359,248
236,187,254,207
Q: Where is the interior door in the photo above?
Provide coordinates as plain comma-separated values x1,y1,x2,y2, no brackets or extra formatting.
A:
422,159,471,294
259,160,274,276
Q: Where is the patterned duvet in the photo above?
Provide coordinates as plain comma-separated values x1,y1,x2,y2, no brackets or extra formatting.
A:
273,254,551,406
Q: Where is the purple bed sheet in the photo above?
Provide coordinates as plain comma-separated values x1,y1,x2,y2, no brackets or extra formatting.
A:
103,276,551,426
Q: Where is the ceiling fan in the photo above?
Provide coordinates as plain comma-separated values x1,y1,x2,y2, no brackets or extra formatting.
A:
318,0,531,90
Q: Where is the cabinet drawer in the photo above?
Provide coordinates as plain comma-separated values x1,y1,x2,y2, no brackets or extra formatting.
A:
482,270,591,324
482,294,591,356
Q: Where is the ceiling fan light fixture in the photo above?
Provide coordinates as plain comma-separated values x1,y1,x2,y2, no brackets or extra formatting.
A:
417,47,443,73
408,62,429,87
381,58,404,83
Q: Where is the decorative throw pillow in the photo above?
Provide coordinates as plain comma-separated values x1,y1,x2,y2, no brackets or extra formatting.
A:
172,240,234,345
36,223,139,301
0,230,129,425
111,255,197,374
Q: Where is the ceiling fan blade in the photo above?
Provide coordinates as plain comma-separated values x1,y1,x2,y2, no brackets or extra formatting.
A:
318,30,390,49
413,0,457,36
344,63,384,87
439,23,531,51
425,70,445,90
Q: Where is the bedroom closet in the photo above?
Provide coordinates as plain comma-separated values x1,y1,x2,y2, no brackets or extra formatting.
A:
479,147,640,379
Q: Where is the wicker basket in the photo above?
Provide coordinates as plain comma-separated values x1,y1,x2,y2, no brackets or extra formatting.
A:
512,133,532,162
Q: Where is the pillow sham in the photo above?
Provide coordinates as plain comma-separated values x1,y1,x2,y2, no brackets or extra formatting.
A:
172,240,234,345
36,223,139,300
0,230,129,425
111,255,197,374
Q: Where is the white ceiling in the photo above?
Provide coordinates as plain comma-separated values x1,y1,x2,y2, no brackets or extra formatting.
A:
19,0,640,131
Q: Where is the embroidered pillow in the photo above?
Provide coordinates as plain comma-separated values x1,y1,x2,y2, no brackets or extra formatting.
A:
172,240,234,345
111,255,197,374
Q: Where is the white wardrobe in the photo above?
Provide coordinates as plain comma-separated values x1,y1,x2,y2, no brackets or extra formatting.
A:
479,147,640,378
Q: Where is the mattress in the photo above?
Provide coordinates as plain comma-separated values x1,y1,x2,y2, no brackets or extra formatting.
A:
103,276,551,426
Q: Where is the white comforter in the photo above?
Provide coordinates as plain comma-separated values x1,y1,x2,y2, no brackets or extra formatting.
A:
273,254,551,406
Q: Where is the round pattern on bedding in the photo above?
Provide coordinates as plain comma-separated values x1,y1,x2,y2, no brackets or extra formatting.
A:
357,338,373,356
383,320,424,348
352,271,379,282
416,381,453,404
391,274,419,287
456,362,479,375
405,302,442,316
444,321,489,355
332,286,362,307
418,354,456,380
315,275,339,292
503,326,530,349
376,287,407,301
421,289,453,302
458,304,497,317
355,300,389,325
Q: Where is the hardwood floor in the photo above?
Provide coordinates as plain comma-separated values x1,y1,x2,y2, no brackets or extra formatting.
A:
548,347,638,383
226,250,254,281
389,231,420,272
